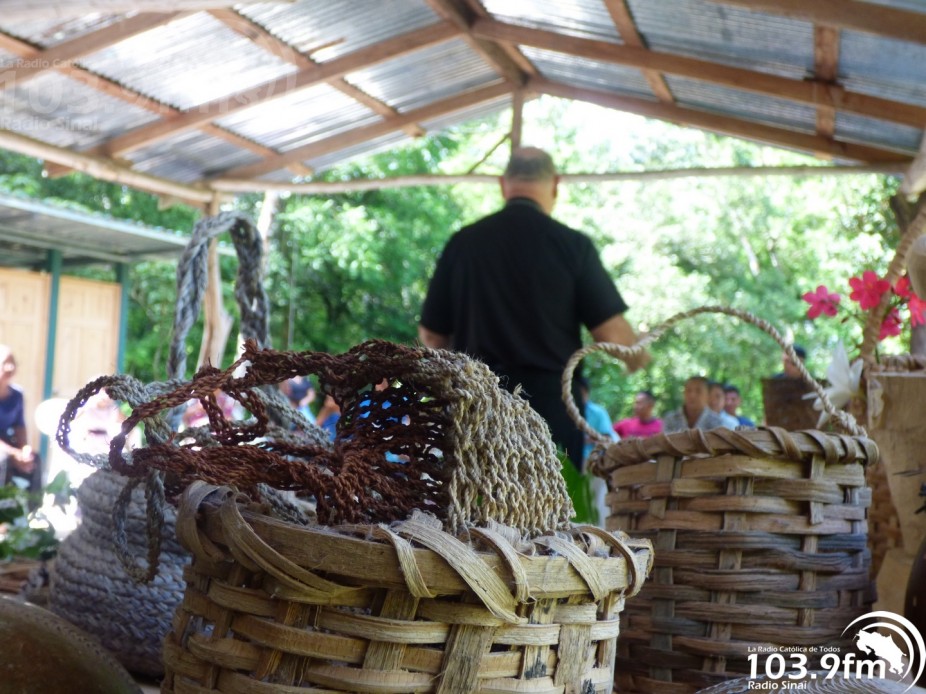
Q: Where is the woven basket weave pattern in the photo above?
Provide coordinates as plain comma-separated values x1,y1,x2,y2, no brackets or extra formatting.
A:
598,428,877,694
161,483,653,693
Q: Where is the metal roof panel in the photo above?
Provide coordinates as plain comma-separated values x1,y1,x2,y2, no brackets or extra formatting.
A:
344,39,501,112
480,0,621,43
127,130,259,182
238,0,441,62
522,46,655,99
0,13,129,48
305,131,411,173
839,29,926,109
78,13,297,110
835,112,922,155
0,71,159,149
626,0,813,80
666,75,817,132
216,83,381,152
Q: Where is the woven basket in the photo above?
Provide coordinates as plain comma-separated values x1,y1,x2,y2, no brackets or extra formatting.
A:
162,482,654,693
564,307,878,694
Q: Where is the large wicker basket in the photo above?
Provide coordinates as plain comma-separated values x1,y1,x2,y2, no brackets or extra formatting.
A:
563,307,878,693
162,483,653,693
599,428,875,693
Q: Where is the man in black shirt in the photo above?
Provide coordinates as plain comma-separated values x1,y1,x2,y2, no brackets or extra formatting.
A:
418,147,649,467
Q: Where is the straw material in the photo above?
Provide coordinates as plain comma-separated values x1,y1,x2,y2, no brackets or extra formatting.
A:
561,307,878,693
161,483,654,693
597,427,876,693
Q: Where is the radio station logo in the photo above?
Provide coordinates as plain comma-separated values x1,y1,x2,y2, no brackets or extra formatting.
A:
841,610,926,691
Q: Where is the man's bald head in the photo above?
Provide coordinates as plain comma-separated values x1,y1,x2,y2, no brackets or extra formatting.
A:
500,147,560,213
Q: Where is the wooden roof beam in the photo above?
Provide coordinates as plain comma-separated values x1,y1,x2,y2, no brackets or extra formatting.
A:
472,18,926,129
813,26,840,149
217,81,512,180
0,12,184,90
93,21,458,159
0,29,311,177
602,0,674,104
209,8,424,138
707,0,926,46
530,76,911,164
0,127,213,204
424,0,532,84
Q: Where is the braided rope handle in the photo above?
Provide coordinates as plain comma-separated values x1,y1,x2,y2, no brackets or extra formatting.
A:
562,305,865,448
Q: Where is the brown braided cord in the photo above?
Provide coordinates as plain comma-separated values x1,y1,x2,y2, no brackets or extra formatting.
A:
107,339,573,534
869,353,926,373
562,306,866,456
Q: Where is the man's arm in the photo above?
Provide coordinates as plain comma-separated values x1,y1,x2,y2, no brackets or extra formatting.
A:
418,324,452,349
589,314,651,372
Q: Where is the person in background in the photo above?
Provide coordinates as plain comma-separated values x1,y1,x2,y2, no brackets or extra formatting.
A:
578,377,617,530
418,146,649,469
708,380,740,429
578,377,618,463
0,345,42,500
723,384,755,427
280,375,315,417
315,394,340,441
774,344,807,379
662,376,725,434
613,390,662,439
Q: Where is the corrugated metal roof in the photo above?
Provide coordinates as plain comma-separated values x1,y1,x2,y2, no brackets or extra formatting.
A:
0,71,160,150
839,29,926,109
522,46,655,99
216,83,381,153
857,0,926,12
345,39,501,112
626,0,813,81
0,191,189,268
419,94,512,132
78,13,297,110
305,131,411,173
836,113,922,155
666,75,817,133
238,0,441,62
480,0,621,43
127,130,259,183
0,13,129,48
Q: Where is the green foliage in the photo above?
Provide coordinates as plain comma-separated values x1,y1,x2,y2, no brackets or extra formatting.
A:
0,472,75,561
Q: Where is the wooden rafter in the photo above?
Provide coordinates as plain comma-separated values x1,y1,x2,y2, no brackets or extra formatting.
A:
93,21,458,158
602,0,674,104
208,9,425,138
473,18,926,129
424,0,532,84
0,28,311,176
707,0,926,46
0,12,183,89
0,127,212,203
813,26,840,146
531,77,911,164
210,163,905,194
217,81,512,180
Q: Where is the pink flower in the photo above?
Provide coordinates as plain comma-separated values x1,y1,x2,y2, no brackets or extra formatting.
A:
910,293,926,327
849,270,891,311
879,308,902,341
894,275,914,299
802,285,841,319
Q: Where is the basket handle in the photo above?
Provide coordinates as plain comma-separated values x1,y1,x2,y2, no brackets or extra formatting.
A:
562,305,864,447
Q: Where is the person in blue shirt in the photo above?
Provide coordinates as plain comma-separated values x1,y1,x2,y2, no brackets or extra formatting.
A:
723,384,755,427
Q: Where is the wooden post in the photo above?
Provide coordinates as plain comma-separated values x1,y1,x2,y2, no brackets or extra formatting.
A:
195,195,234,370
510,89,524,151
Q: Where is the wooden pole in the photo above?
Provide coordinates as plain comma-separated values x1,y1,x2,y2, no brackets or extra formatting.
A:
210,163,903,195
196,195,234,370
510,89,524,150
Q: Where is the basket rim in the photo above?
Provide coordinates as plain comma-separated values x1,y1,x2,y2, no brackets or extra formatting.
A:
177,483,654,613
593,425,879,475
